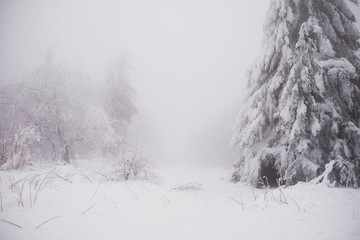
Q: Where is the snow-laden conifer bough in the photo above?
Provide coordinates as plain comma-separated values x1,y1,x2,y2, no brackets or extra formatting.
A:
231,0,360,188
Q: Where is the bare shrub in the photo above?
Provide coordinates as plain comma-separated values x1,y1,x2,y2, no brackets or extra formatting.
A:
112,143,153,181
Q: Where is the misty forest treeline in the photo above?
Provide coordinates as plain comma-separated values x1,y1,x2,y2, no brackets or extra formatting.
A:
0,50,136,169
231,0,360,187
1,0,360,190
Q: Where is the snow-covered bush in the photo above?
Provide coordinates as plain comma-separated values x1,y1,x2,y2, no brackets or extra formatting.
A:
0,127,10,167
1,125,40,170
0,50,137,167
112,143,154,181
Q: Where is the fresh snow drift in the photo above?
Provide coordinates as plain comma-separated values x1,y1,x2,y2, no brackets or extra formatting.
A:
0,161,359,240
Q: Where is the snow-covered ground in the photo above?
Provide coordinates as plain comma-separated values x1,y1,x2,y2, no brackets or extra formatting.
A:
0,160,359,240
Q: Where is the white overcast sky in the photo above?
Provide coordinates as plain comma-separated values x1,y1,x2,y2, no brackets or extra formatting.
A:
1,0,359,165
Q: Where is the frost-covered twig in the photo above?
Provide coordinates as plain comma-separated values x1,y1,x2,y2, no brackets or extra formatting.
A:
0,219,22,229
263,176,269,188
279,188,288,204
35,216,62,229
228,195,244,210
310,160,336,185
250,185,257,201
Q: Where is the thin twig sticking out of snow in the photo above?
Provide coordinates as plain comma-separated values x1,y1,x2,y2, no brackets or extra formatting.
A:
279,188,288,204
104,195,117,207
6,175,29,207
240,191,244,211
141,182,152,193
228,196,245,210
0,191,3,212
93,170,110,181
271,191,276,202
127,186,139,200
6,175,15,192
34,168,56,205
92,183,101,199
35,216,62,229
81,203,96,215
53,173,72,183
250,186,257,201
78,171,92,183
291,198,301,211
264,198,268,209
29,177,33,208
0,219,22,229
159,196,170,205
18,175,28,207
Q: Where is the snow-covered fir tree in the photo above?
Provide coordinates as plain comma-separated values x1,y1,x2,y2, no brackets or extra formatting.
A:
102,54,138,156
231,0,360,187
105,54,137,123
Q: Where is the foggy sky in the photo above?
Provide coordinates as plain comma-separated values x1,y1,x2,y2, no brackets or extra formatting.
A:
1,0,359,167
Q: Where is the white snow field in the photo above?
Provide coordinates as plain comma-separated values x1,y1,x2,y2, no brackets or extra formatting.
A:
0,160,359,240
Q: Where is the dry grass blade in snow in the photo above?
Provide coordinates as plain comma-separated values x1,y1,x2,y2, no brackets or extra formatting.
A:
228,195,245,210
81,203,97,215
35,216,62,229
33,169,56,205
53,173,72,184
77,170,92,183
170,182,204,192
93,170,110,181
92,183,101,199
0,219,22,229
0,191,2,212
